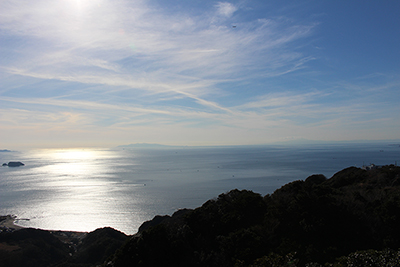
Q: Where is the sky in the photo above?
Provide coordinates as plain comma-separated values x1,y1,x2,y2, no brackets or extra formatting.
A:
0,0,399,149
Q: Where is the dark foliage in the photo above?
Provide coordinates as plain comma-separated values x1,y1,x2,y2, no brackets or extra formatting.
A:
0,228,70,267
63,227,128,266
138,209,192,232
109,165,400,267
0,227,128,267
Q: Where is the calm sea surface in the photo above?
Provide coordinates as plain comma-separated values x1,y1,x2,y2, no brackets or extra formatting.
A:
1,143,399,234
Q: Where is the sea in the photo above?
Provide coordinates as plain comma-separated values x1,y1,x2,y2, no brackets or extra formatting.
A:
1,142,399,235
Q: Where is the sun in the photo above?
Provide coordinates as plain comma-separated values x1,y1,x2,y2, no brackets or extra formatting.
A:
75,0,83,11
70,0,102,14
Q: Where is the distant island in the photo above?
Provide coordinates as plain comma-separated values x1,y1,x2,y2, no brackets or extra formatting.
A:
0,149,12,152
1,165,400,266
2,162,25,167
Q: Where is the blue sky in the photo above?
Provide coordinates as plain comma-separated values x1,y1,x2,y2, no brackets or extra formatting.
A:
0,0,399,148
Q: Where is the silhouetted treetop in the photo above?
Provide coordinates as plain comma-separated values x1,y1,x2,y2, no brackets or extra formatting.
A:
109,165,400,267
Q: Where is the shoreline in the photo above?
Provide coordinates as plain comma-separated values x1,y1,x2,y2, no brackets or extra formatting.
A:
0,214,88,235
0,215,24,231
0,214,88,245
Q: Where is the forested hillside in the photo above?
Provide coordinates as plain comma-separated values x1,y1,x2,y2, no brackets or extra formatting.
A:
0,227,128,267
108,165,400,267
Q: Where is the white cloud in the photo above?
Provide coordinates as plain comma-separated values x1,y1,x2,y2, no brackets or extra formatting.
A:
0,3,319,149
215,2,238,18
7,0,379,147
0,0,314,93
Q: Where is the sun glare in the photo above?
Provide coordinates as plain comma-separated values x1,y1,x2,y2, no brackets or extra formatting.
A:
75,0,82,11
52,149,99,161
70,0,103,12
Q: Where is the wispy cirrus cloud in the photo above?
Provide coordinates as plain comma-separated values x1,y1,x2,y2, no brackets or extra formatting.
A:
0,0,314,100
3,0,397,147
0,0,318,147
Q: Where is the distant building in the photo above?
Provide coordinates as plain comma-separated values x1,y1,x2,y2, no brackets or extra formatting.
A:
361,164,380,170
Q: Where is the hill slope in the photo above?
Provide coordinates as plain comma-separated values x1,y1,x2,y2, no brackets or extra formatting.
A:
109,165,400,266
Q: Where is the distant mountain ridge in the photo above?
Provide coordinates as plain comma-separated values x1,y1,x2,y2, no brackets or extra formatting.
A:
116,143,181,149
116,140,400,149
116,143,188,149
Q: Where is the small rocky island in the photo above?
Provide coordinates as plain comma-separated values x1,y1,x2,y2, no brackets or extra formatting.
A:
2,162,25,167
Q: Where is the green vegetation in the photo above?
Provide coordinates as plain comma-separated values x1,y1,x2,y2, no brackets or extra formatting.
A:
0,227,128,267
61,227,128,267
0,228,70,267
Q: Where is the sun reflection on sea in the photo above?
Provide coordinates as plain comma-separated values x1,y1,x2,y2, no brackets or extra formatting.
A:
51,149,101,160
12,148,148,233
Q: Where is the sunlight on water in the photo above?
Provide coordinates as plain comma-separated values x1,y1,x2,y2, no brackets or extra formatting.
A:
0,148,151,234
50,149,101,160
1,144,399,234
